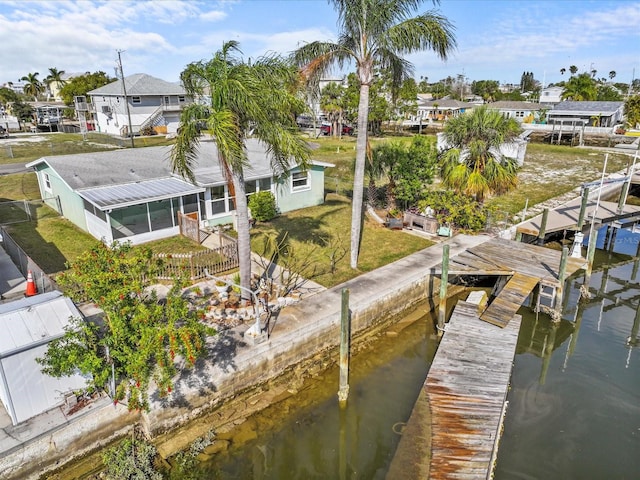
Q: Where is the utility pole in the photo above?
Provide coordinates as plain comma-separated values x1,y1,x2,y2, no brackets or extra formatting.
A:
117,50,134,148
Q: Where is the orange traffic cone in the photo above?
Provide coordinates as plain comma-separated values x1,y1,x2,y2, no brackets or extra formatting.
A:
25,270,37,296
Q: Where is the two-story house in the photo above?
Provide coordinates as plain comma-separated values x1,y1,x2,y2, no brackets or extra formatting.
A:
87,73,191,137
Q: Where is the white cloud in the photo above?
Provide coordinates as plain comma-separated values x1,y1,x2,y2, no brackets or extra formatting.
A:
200,10,227,22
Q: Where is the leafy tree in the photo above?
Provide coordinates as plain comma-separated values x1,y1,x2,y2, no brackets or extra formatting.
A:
597,84,622,101
171,41,310,300
418,76,429,93
520,71,536,92
395,77,419,118
418,190,489,231
569,65,578,76
609,71,616,81
0,87,19,105
20,72,43,101
561,72,597,101
471,80,500,103
430,80,451,99
293,0,456,269
372,135,438,210
439,105,521,203
59,71,113,106
38,241,212,411
11,100,34,123
625,95,640,129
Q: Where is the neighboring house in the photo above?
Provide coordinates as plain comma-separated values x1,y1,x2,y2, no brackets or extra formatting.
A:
0,291,88,425
47,72,85,102
539,86,563,104
548,101,624,128
87,73,192,137
488,101,548,123
26,139,333,245
406,99,474,125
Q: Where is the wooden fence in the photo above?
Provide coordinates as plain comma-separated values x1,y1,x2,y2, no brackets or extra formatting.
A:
154,242,239,281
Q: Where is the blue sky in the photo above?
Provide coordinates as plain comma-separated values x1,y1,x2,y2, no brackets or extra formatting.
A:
1,0,639,88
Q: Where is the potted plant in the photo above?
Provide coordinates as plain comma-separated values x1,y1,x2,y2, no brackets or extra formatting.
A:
215,280,228,294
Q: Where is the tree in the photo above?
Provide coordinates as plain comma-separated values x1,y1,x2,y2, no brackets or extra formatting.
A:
597,84,622,101
560,68,566,76
20,72,43,101
609,70,616,81
171,41,310,299
59,71,113,106
11,100,34,124
471,80,500,103
0,87,19,105
561,72,598,101
45,67,66,99
439,105,521,203
569,65,578,76
320,81,347,137
293,0,455,269
624,95,640,129
520,71,536,92
38,241,211,411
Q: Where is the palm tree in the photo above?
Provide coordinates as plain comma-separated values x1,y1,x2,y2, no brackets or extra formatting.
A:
561,72,598,101
569,65,578,76
171,41,310,299
560,68,566,76
45,67,66,100
20,72,43,101
293,0,455,269
439,106,521,203
609,70,616,81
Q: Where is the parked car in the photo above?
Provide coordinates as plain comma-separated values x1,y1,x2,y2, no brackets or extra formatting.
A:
320,123,354,136
0,126,8,138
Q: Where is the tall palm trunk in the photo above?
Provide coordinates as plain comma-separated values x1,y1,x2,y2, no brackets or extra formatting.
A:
350,83,370,269
231,169,252,302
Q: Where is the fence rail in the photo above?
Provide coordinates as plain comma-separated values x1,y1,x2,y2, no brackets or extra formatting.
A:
154,242,239,281
0,197,61,225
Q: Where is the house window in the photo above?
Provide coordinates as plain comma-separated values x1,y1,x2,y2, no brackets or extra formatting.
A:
101,105,112,114
178,95,186,103
291,171,310,192
516,111,524,118
132,96,141,104
245,181,257,195
258,178,271,192
43,173,52,192
210,186,228,215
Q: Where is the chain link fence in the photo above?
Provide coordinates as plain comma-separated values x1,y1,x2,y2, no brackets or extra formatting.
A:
0,197,61,225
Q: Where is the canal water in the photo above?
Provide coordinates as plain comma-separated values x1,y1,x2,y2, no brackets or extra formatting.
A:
173,228,640,480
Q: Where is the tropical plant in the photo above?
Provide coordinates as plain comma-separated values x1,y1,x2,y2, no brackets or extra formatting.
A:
58,71,113,106
102,434,163,480
609,70,616,81
248,191,278,221
37,241,212,411
439,105,521,203
418,190,489,231
560,68,566,76
45,67,66,99
320,81,347,137
561,72,598,101
171,40,310,300
20,72,43,101
569,65,578,76
292,0,456,269
624,95,640,130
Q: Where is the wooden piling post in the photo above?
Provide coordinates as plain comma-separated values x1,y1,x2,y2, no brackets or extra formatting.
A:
618,181,630,213
537,208,549,245
577,187,589,230
630,301,640,345
438,244,450,336
554,247,569,321
338,288,350,404
515,230,522,242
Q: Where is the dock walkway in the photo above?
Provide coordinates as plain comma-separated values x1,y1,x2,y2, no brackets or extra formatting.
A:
388,301,522,479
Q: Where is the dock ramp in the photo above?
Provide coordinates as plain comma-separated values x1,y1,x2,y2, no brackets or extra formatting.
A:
480,273,539,327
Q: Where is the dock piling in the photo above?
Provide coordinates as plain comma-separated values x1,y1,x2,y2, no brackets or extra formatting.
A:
537,208,549,245
438,244,449,335
338,288,350,404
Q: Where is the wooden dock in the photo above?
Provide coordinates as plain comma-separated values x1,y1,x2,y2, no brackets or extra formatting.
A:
388,301,522,479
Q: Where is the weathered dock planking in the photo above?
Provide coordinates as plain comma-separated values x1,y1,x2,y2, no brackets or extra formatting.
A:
480,273,539,327
391,301,521,480
517,199,640,237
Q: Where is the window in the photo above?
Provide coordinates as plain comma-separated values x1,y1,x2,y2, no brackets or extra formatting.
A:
178,96,186,102
132,96,141,104
101,105,112,114
259,178,271,192
43,173,52,192
291,171,310,192
516,111,525,118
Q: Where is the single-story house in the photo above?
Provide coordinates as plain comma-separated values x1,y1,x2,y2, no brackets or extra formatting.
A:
547,101,624,128
26,139,334,245
0,291,88,425
407,99,475,125
488,101,548,123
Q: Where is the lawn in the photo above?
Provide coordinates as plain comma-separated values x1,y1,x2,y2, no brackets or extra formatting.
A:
251,193,432,287
0,132,175,165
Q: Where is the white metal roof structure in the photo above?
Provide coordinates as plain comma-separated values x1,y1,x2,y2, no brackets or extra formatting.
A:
0,291,88,425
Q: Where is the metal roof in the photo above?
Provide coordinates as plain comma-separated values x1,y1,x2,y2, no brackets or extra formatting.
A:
77,177,205,210
0,291,88,425
550,101,623,115
87,73,186,97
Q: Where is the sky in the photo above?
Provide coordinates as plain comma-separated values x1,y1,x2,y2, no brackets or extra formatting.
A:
1,0,639,89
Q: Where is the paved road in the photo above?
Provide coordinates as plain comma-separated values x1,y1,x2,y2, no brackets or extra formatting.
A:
0,162,28,175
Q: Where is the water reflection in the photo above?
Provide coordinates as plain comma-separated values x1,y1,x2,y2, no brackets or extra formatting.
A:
185,311,439,479
495,226,640,479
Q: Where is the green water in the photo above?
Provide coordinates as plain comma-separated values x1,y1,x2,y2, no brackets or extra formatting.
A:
175,228,640,479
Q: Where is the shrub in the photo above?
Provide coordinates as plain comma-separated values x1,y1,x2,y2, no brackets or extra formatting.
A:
248,191,277,222
418,191,489,232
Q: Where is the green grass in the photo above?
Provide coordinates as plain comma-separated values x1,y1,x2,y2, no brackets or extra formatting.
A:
0,172,40,200
0,132,175,165
485,143,632,215
251,193,432,287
